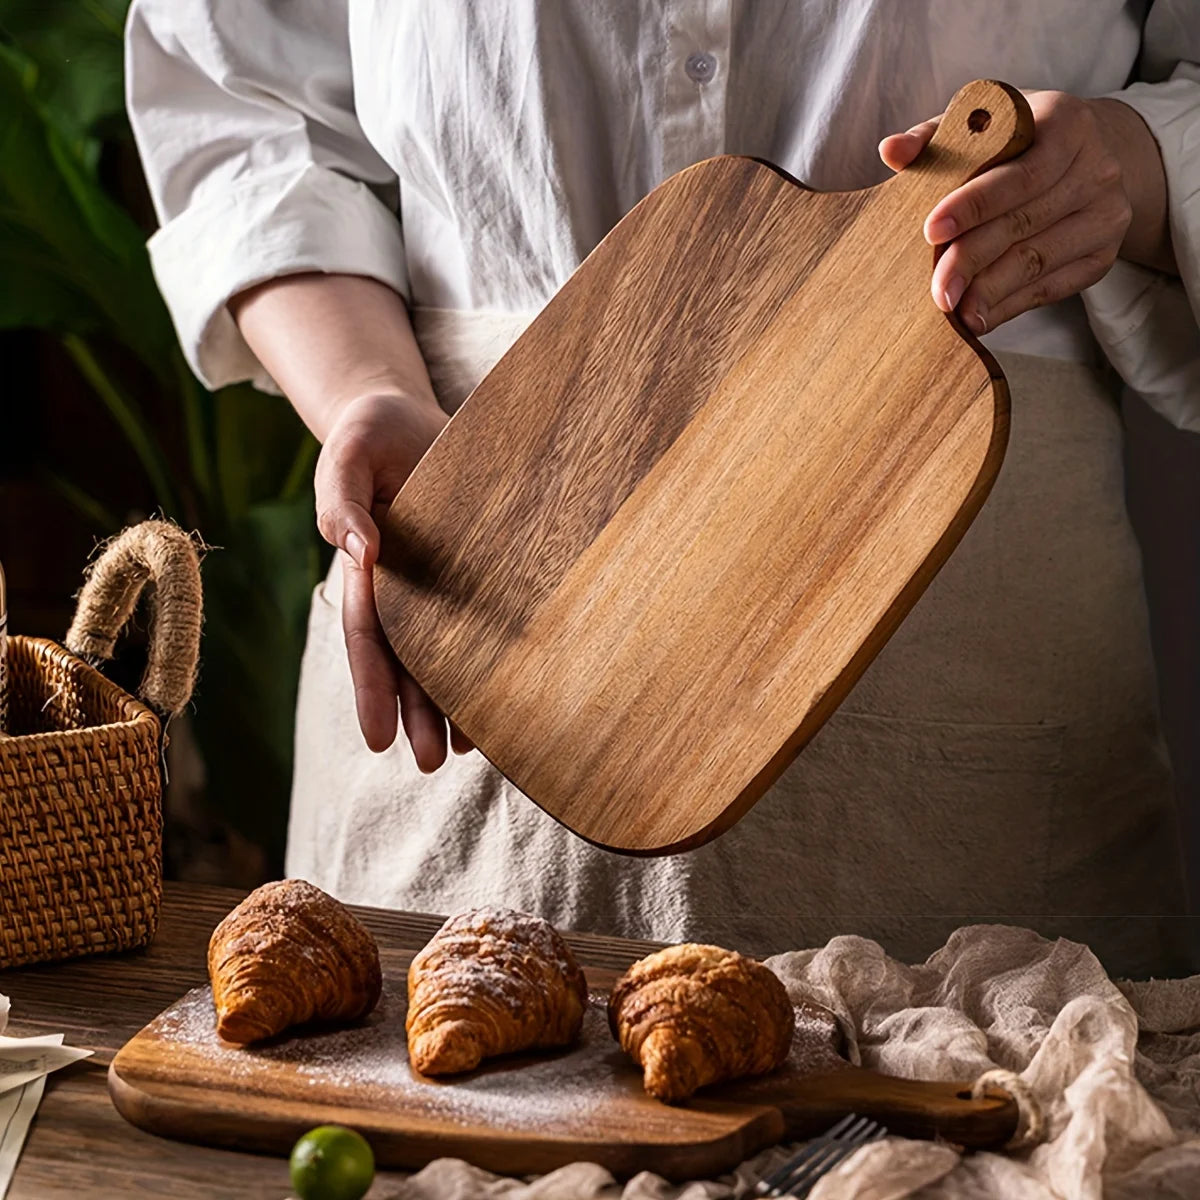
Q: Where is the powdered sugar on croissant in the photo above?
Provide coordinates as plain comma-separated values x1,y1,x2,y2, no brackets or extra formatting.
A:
207,879,381,1045
608,943,794,1102
406,907,587,1076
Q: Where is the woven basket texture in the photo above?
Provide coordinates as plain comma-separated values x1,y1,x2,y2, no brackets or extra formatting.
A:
0,636,162,969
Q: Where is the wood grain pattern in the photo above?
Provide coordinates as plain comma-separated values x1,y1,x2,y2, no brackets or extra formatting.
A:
3,886,1193,1196
0,883,663,1199
108,949,1016,1181
376,80,1034,855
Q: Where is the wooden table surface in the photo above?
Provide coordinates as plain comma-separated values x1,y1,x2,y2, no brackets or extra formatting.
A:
0,882,662,1199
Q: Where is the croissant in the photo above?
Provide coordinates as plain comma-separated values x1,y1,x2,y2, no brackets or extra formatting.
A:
608,943,794,1102
406,907,587,1075
207,878,382,1045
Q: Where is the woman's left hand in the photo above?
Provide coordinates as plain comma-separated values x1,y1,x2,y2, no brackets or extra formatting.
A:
879,90,1175,335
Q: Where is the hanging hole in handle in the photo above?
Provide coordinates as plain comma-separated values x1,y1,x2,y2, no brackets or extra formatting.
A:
967,108,992,134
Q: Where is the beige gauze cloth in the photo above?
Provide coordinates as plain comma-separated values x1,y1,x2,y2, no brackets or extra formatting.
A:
384,924,1200,1200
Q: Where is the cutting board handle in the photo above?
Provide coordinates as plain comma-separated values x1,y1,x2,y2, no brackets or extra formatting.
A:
898,79,1035,214
773,1066,1021,1149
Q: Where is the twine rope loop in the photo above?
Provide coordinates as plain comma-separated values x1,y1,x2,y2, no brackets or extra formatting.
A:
65,520,203,717
971,1067,1044,1149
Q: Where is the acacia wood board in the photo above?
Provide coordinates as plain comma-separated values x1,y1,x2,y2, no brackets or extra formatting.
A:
109,948,1018,1181
375,80,1034,854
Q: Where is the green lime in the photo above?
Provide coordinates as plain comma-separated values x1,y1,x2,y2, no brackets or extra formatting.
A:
289,1125,375,1200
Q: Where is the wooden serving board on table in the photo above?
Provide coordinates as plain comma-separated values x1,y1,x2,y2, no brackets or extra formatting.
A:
109,949,1018,1180
375,80,1034,855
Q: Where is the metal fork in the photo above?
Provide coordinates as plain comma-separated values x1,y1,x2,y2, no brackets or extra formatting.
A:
753,1113,889,1197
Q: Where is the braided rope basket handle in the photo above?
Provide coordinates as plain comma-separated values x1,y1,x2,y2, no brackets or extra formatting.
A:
65,520,203,718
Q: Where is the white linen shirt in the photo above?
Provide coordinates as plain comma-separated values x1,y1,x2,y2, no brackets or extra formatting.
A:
126,0,1200,430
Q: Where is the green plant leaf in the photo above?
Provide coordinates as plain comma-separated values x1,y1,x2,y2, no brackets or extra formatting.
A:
0,44,175,374
190,496,327,858
62,331,181,517
213,384,317,521
2,3,330,871
39,465,121,531
0,221,98,329
280,432,320,502
0,0,129,148
172,348,216,513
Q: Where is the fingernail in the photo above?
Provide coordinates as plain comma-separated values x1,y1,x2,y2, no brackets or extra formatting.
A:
927,215,957,243
963,308,988,335
345,531,367,569
942,274,967,312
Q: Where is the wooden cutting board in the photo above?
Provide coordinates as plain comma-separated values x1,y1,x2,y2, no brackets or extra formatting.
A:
375,80,1034,854
109,954,1017,1180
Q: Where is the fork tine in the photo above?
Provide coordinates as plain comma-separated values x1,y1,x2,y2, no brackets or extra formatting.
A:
756,1146,834,1198
776,1118,872,1193
754,1113,860,1195
783,1142,858,1197
785,1120,889,1197
760,1116,890,1198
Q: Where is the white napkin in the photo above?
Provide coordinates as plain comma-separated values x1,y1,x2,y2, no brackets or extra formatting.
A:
0,993,93,1200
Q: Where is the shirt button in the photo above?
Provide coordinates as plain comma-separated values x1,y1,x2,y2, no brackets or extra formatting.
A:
685,52,717,84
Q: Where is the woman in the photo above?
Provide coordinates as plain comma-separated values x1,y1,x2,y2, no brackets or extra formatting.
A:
127,2,1197,974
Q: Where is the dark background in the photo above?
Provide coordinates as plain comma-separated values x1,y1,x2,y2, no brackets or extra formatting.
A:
1,3,1197,903
0,1,329,886
1124,394,1200,911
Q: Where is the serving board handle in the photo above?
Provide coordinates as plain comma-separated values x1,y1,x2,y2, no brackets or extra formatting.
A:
895,79,1035,219
774,1066,1020,1149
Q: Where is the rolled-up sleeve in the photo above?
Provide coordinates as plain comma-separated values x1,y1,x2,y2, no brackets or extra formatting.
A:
1082,0,1200,432
126,0,409,391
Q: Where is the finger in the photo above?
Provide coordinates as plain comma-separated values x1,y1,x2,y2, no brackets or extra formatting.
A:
398,671,449,773
958,202,1127,333
930,165,1098,311
448,721,475,755
315,439,381,569
962,251,1116,333
878,116,941,172
924,133,1078,246
341,552,401,752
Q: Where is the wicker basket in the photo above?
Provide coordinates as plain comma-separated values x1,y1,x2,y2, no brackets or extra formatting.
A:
0,522,201,969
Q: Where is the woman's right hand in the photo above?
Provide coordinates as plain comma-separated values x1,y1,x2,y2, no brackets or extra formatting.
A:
314,390,474,766
229,271,466,766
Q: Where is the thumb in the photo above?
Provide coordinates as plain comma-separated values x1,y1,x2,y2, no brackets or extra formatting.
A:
878,116,941,172
315,438,381,570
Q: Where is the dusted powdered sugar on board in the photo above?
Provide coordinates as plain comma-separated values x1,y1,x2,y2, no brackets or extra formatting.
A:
150,983,614,1130
110,942,1017,1176
139,969,848,1136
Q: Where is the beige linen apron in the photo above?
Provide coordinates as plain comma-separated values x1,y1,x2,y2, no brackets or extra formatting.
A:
286,309,1190,976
